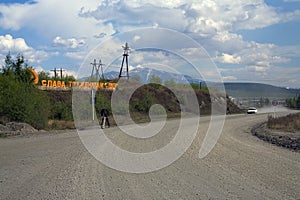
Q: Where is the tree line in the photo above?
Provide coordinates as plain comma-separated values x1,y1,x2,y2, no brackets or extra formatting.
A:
286,95,300,109
0,54,76,129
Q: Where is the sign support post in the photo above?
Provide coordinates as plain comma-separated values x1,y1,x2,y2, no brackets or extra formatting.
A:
91,89,95,121
272,100,278,118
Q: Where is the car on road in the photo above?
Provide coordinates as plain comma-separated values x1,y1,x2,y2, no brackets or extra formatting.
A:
247,107,257,114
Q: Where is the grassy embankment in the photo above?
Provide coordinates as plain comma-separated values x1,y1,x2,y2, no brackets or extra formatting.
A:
267,113,300,132
252,112,300,151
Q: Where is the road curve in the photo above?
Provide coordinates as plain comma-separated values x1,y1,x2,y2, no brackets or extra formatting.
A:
0,112,299,199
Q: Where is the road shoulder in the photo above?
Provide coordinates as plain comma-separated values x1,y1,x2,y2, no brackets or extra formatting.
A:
251,122,300,151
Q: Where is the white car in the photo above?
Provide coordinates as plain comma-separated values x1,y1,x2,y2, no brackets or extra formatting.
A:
247,107,257,114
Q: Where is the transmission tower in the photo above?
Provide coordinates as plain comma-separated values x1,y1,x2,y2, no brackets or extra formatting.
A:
90,59,105,81
119,42,130,79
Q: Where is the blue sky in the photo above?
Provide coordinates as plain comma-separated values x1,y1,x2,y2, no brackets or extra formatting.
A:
0,0,300,88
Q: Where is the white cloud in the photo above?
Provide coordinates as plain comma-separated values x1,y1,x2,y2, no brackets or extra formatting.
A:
63,69,78,79
222,75,237,81
0,34,30,52
246,65,270,72
52,36,86,49
64,51,86,60
1,0,299,87
219,53,241,64
23,50,48,63
0,34,48,63
212,31,243,43
133,35,141,42
274,45,300,58
75,0,299,74
220,65,300,87
131,52,144,63
0,2,32,30
0,0,115,43
34,65,45,73
212,37,290,69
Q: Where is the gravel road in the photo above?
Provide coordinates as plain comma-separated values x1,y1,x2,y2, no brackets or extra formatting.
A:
0,113,299,199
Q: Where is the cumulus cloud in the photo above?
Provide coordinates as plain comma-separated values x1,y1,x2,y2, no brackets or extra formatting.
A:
62,69,78,79
0,0,115,41
76,0,299,73
52,36,86,49
1,0,299,86
219,53,241,64
0,2,32,30
79,0,300,34
0,34,48,63
0,34,30,52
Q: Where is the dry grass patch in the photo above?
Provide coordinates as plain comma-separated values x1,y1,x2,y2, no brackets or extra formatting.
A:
267,113,300,132
48,120,75,130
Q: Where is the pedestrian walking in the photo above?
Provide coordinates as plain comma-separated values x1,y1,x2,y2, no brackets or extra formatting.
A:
100,108,110,128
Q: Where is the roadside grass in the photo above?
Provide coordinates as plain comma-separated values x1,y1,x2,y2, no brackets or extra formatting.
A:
47,120,75,130
267,113,300,132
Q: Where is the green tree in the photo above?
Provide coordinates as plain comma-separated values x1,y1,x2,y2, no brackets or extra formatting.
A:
296,94,300,109
95,91,111,114
286,94,300,109
149,75,162,89
38,71,50,84
131,90,154,113
0,74,50,129
2,53,33,84
150,75,162,85
0,54,50,129
164,79,176,87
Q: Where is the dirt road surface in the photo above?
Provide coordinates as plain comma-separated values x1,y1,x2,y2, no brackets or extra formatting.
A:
0,113,299,199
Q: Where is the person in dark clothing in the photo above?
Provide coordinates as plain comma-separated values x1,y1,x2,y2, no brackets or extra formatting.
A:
100,108,110,128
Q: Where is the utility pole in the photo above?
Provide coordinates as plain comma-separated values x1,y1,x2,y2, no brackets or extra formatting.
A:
50,68,58,78
119,42,130,80
59,68,65,79
51,68,65,79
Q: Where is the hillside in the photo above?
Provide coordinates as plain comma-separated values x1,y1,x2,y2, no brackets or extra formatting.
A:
224,82,300,98
127,84,242,116
46,84,242,128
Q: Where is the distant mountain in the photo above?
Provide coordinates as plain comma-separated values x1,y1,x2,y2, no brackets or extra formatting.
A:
96,68,300,99
224,83,300,98
104,67,202,84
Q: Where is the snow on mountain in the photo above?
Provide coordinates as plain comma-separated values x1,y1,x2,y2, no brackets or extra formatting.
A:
104,67,202,84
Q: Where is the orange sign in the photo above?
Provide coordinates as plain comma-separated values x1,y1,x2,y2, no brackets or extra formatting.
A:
41,80,117,90
29,68,39,84
30,68,117,90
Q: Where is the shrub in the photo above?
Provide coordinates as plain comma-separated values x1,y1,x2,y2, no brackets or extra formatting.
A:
0,74,50,129
0,54,50,129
